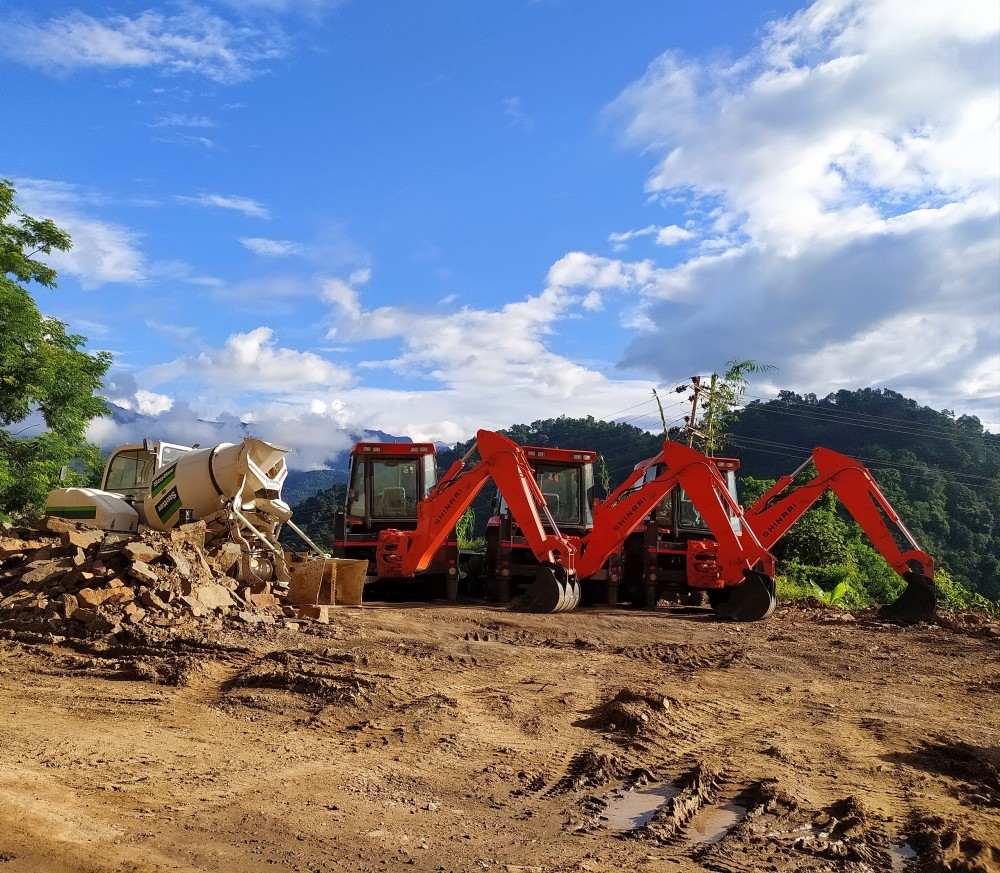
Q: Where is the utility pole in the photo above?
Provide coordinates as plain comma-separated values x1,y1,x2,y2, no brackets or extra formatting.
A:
685,376,703,448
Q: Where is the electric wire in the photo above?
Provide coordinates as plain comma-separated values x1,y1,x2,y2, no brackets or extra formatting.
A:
741,394,996,442
728,434,998,490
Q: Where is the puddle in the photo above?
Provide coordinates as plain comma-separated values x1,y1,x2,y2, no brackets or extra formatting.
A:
683,801,748,846
890,841,918,871
602,782,679,831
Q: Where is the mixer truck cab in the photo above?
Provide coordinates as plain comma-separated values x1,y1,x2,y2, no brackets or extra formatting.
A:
45,437,299,584
99,441,192,525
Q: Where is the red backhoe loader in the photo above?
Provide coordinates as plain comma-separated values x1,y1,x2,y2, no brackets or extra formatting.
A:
484,440,780,621
743,447,936,623
372,429,580,612
483,445,602,608
333,441,460,598
579,442,778,621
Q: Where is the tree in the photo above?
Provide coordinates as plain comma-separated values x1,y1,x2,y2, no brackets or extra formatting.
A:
675,359,775,454
0,178,112,521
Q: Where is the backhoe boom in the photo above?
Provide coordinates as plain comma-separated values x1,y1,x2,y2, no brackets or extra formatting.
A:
745,446,935,622
376,430,578,611
577,441,774,583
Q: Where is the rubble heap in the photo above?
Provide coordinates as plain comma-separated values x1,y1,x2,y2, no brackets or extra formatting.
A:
0,517,291,639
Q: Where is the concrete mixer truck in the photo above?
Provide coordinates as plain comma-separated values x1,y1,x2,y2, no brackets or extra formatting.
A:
44,437,325,585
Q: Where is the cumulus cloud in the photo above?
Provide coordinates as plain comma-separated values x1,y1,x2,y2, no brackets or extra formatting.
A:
604,0,1000,428
0,8,285,83
317,267,662,443
143,326,354,396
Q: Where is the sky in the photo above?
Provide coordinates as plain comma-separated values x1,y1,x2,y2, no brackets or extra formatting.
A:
2,0,998,469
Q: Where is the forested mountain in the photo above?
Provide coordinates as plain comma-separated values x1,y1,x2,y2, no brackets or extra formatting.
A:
289,388,999,606
727,389,1000,600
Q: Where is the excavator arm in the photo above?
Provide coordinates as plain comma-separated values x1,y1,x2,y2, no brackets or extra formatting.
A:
376,430,578,611
745,447,935,622
577,441,778,621
577,441,773,582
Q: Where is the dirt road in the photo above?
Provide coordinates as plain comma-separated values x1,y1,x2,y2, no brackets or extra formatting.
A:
1,602,998,873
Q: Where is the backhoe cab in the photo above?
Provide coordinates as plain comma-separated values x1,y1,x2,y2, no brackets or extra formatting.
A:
343,431,580,612
333,442,460,598
744,447,936,623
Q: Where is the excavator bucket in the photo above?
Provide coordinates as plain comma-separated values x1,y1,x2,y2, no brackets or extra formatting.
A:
878,571,936,624
709,570,777,622
516,564,580,613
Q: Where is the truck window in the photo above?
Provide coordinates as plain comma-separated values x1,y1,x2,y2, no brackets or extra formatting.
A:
645,465,674,528
422,454,437,497
159,446,189,467
104,450,155,496
347,459,367,517
678,489,706,529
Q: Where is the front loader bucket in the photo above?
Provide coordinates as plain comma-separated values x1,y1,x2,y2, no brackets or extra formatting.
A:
879,571,936,624
710,570,777,622
515,565,579,613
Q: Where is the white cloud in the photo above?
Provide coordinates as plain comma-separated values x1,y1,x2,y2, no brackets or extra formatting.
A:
150,113,216,128
608,224,695,251
178,193,271,218
604,0,999,428
316,268,662,442
0,9,285,84
241,237,304,257
143,326,354,396
502,96,533,131
12,178,147,288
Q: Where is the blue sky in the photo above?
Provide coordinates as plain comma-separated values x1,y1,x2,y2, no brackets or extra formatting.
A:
2,0,998,468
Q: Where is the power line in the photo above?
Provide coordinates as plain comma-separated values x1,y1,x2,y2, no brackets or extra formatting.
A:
728,434,998,489
742,394,993,442
596,397,659,419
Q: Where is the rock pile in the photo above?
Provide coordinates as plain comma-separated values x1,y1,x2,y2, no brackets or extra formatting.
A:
0,517,293,639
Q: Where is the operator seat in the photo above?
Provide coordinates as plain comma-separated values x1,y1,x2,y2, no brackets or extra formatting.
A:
378,486,408,517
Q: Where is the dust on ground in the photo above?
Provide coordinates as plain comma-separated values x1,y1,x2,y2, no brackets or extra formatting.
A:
1,520,998,873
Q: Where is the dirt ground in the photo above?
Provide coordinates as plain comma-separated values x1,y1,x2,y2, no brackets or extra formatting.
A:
1,598,998,873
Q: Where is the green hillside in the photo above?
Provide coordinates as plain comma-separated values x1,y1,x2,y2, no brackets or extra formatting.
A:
727,389,999,602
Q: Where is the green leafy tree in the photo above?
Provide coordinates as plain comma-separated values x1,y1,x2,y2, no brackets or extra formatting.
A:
683,360,775,454
0,178,111,521
774,490,853,567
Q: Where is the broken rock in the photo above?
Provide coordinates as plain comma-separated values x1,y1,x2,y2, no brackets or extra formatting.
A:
193,584,236,611
129,561,160,586
60,528,105,552
125,541,162,564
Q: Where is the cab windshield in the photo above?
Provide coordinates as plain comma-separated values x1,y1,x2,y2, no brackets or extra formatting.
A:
533,463,592,526
349,457,421,519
